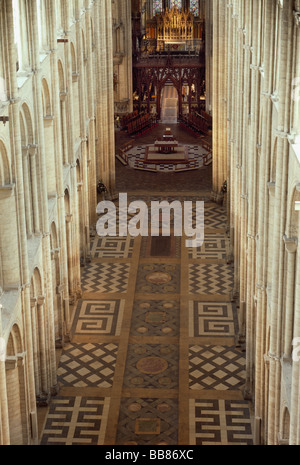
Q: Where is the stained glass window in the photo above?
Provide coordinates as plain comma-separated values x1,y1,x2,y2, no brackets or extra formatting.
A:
170,0,182,8
153,0,163,14
190,0,199,16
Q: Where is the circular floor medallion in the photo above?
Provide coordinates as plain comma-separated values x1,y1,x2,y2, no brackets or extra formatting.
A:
128,402,142,412
145,272,172,285
161,327,173,334
130,376,144,385
139,302,151,309
163,302,174,309
136,356,168,375
137,326,148,334
157,402,171,413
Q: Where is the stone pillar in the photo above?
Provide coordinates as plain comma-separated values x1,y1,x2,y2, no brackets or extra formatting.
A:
22,146,33,237
29,145,40,234
0,305,10,445
47,0,71,332
290,226,300,444
29,0,58,396
267,1,294,445
6,0,37,442
283,237,297,359
254,0,276,444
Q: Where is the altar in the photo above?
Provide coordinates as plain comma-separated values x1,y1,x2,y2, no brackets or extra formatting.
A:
154,140,179,153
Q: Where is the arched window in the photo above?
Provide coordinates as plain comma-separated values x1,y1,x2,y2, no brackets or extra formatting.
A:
170,0,182,9
190,0,199,16
153,1,163,14
12,0,22,70
12,0,29,71
37,0,48,51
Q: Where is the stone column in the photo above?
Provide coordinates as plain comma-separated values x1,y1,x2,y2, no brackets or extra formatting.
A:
22,146,33,237
105,0,116,193
254,0,276,443
0,305,10,445
290,226,300,443
29,0,57,395
47,0,71,332
267,1,294,445
283,237,297,359
6,0,37,442
28,145,40,234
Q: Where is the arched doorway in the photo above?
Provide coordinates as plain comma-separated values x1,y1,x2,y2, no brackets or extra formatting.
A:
160,81,179,124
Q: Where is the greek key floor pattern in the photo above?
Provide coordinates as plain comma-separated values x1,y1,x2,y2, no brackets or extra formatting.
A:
39,192,253,446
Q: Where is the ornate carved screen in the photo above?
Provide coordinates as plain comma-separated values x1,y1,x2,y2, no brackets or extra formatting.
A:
156,7,194,51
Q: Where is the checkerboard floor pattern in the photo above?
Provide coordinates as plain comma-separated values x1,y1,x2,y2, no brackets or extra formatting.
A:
40,191,253,446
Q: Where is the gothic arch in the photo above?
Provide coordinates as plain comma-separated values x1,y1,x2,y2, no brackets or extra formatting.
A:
21,102,34,145
41,77,52,117
70,41,77,74
58,59,65,93
50,221,63,344
0,139,11,185
6,323,23,357
280,405,290,444
286,184,300,238
5,323,27,444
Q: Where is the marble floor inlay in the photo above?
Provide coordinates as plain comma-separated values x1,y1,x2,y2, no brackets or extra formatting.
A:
115,398,178,445
189,345,246,390
40,178,253,445
189,399,253,445
123,344,179,389
57,343,119,388
189,301,238,338
71,299,125,336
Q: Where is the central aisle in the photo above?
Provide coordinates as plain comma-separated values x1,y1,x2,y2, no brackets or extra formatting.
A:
40,189,254,445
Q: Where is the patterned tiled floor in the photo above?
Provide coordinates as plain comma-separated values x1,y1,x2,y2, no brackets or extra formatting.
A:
39,127,253,446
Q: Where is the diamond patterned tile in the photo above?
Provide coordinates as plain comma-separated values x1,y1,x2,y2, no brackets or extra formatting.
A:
57,343,118,388
189,345,246,390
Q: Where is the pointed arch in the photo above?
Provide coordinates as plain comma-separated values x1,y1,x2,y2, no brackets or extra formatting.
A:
41,77,52,117
0,139,11,186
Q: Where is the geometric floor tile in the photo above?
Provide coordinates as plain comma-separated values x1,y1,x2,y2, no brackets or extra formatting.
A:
130,300,180,337
71,299,125,336
123,344,179,389
57,343,118,388
187,233,228,259
90,236,135,258
189,301,237,337
189,399,253,445
126,144,204,172
40,396,110,445
202,204,227,229
81,262,130,293
189,264,233,294
189,345,246,390
135,263,180,294
115,398,178,445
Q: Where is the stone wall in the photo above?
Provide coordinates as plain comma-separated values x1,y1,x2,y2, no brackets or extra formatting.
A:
0,0,115,444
